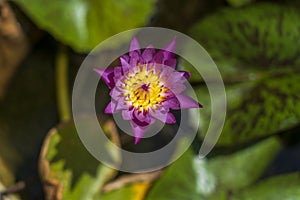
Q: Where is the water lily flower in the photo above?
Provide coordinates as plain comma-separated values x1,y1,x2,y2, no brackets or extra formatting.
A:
95,37,202,144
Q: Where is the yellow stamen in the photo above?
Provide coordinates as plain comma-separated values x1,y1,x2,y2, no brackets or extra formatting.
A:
122,65,168,112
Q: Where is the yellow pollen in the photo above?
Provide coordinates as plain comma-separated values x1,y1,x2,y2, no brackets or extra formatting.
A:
122,65,168,111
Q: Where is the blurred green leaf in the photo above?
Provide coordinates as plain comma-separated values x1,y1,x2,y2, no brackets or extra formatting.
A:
99,185,134,200
187,3,300,146
12,0,155,52
79,135,282,200
146,148,202,200
192,80,255,143
99,182,151,200
232,173,300,199
207,137,281,193
218,69,300,145
144,137,281,200
183,2,300,81
227,0,255,7
39,120,119,200
194,69,300,146
190,3,300,72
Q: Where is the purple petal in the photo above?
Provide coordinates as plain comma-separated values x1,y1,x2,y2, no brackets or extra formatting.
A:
94,68,105,76
179,71,191,80
120,54,129,62
122,110,132,120
94,68,115,89
130,51,141,66
120,57,131,74
163,38,176,53
162,39,176,61
164,57,177,69
104,101,117,114
130,121,148,144
110,87,121,99
176,94,202,109
132,110,151,127
162,97,180,109
113,66,123,82
163,74,186,94
116,100,128,111
150,109,176,124
170,84,186,94
153,51,164,64
129,37,141,55
165,112,176,124
142,45,155,63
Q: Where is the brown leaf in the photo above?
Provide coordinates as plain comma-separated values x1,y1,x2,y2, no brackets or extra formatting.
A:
39,118,121,200
102,170,163,193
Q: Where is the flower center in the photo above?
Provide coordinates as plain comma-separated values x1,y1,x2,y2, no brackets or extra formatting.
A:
141,84,150,91
122,64,169,112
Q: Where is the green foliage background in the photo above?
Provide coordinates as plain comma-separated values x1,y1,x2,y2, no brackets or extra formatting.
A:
0,0,299,199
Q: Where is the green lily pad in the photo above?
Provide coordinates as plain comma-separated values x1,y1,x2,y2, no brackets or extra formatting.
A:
186,3,300,146
39,119,120,199
183,3,300,82
12,0,155,52
207,137,281,192
192,80,255,142
194,68,300,146
232,173,300,199
105,137,281,199
190,3,300,71
194,137,281,199
146,147,203,200
220,69,300,145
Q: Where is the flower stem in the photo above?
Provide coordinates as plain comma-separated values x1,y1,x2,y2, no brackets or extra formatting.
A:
56,44,71,122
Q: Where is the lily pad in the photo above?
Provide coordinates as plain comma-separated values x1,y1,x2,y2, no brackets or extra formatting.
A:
145,137,281,199
12,0,155,52
187,3,300,146
190,3,300,71
146,148,202,200
207,137,281,192
232,173,300,199
193,68,300,146
39,119,120,200
218,69,300,145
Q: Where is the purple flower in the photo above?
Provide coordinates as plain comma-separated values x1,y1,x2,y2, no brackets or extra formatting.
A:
95,37,202,144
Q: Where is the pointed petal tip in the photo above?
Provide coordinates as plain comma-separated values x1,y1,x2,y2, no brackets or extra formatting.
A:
166,112,176,124
104,102,115,114
164,38,176,52
93,68,104,75
134,137,141,144
130,121,148,144
130,36,141,52
179,71,191,80
176,94,202,109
